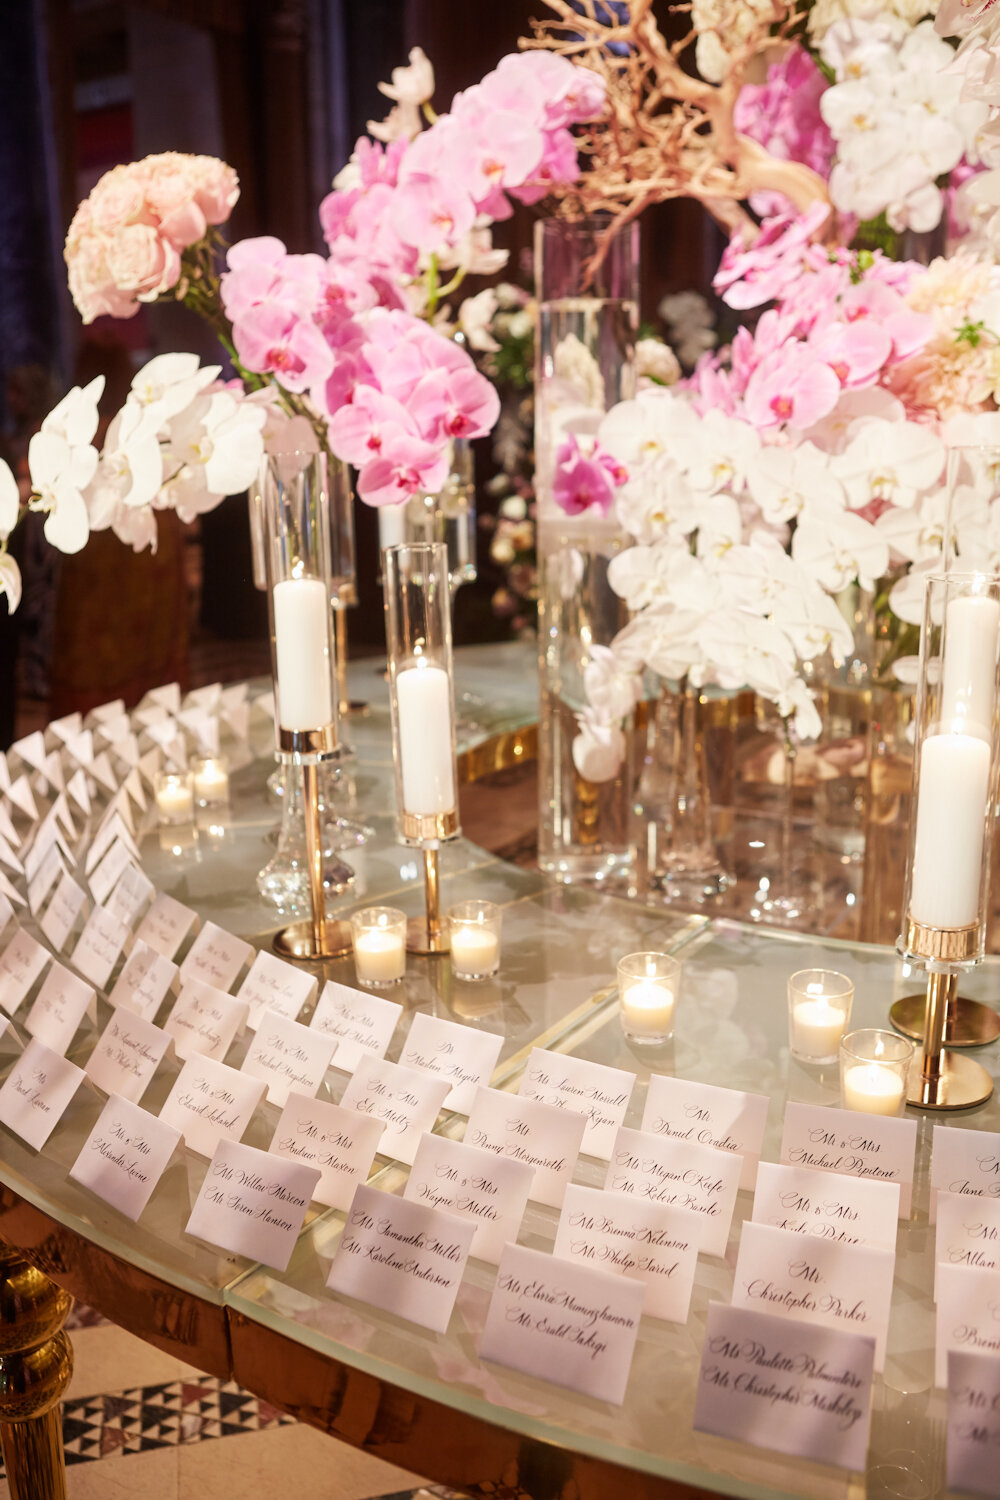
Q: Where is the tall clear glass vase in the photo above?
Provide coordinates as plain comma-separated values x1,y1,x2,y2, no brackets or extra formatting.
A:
534,214,640,884
643,678,728,902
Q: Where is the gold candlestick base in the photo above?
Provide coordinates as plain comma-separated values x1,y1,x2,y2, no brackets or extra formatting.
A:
273,918,353,962
406,916,450,956
891,994,1000,1047
906,1049,994,1110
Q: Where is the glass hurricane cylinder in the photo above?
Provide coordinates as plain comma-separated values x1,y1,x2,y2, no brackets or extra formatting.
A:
943,441,1000,572
642,678,728,903
395,439,477,595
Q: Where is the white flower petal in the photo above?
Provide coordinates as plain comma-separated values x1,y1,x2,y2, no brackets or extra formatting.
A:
0,552,22,613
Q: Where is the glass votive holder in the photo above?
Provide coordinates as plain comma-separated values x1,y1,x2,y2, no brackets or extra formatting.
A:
788,969,854,1065
350,906,407,989
840,1028,913,1117
190,753,230,806
617,952,680,1046
448,901,502,980
154,769,195,825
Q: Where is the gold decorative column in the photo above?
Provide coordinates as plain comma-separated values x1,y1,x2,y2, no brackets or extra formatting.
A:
0,1245,73,1500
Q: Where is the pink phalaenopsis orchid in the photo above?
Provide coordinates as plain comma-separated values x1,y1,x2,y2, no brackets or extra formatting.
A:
743,344,841,430
553,434,628,517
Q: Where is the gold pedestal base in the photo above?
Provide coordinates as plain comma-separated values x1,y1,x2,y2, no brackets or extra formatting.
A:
891,994,1000,1047
907,1051,994,1111
273,919,353,962
406,917,450,956
0,1246,74,1500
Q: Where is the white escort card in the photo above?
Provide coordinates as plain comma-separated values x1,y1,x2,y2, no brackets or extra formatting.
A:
185,1138,318,1271
0,1038,85,1149
399,1013,504,1115
48,711,83,744
752,1161,900,1253
146,682,181,712
105,864,154,931
554,1182,700,1323
178,921,252,992
27,843,69,915
935,1190,1000,1297
25,962,96,1055
88,750,121,794
0,894,13,935
65,768,91,817
936,1263,1000,1387
931,1125,1000,1223
480,1241,644,1405
606,1125,742,1258
240,1011,337,1107
62,730,94,769
70,903,130,990
10,730,48,773
159,1056,265,1158
404,1133,533,1264
236,951,316,1031
0,928,51,1015
339,1056,449,1167
164,980,248,1063
465,1085,587,1209
780,1101,917,1216
268,1094,384,1211
7,774,38,821
732,1220,894,1372
85,1008,172,1104
641,1075,769,1192
108,939,177,1023
947,1348,1000,1497
0,806,19,846
0,871,24,909
326,1182,474,1333
518,1048,635,1160
39,873,88,954
88,839,135,908
0,835,22,876
70,1094,180,1221
84,811,137,875
310,981,402,1072
693,1302,874,1471
135,892,199,960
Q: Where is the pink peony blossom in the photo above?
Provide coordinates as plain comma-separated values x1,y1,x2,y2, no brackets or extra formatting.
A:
552,434,627,517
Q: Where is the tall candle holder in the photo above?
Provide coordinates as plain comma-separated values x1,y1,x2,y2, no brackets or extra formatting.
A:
894,571,1000,1110
384,542,461,955
263,450,353,962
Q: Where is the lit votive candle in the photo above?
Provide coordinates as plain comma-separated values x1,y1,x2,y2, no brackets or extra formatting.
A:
448,901,501,980
154,770,194,825
840,1028,913,1117
350,906,407,988
191,754,230,806
618,952,680,1045
788,969,853,1064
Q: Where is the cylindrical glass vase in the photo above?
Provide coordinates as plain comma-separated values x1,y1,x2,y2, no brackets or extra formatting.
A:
399,439,477,595
943,442,1000,573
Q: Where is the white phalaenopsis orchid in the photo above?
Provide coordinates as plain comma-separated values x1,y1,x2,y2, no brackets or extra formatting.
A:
0,460,19,538
129,352,221,422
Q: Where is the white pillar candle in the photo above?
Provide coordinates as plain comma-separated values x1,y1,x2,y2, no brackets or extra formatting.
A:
395,660,456,816
909,732,991,929
451,925,500,978
621,978,675,1039
940,594,1000,738
272,577,334,731
354,927,406,986
192,759,229,804
378,504,407,552
843,1063,904,1116
792,998,847,1060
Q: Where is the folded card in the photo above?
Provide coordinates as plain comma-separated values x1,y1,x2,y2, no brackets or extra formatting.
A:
0,1038,85,1149
0,928,52,1015
780,1101,917,1217
236,950,317,1031
88,839,135,908
931,1125,1000,1224
70,902,130,990
404,1132,533,1264
752,1161,899,1253
105,864,155,931
134,892,199,961
240,1010,337,1108
164,979,248,1063
641,1075,769,1192
338,1056,449,1167
935,1190,1000,1301
25,961,96,1056
465,1084,587,1209
399,1013,504,1115
947,1348,1000,1497
85,1008,172,1104
518,1049,635,1160
159,1055,265,1158
310,980,402,1073
107,939,178,1024
185,1138,318,1272
937,1262,1000,1387
70,1094,180,1222
268,1094,384,1211
605,1125,742,1258
554,1181,700,1323
39,873,88,954
178,921,252,992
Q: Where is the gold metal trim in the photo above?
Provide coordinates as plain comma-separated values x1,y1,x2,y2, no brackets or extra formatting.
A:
400,808,459,842
902,917,979,964
273,919,353,962
278,725,338,757
907,1049,995,1110
891,993,1000,1047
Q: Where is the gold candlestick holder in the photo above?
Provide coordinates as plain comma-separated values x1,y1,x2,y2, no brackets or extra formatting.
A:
899,918,993,1110
272,727,353,962
400,809,459,956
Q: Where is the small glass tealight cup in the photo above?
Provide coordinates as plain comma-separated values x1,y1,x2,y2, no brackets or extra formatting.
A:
350,906,407,989
617,952,680,1046
788,969,854,1065
448,900,502,980
190,753,230,806
840,1028,913,1117
154,769,195,825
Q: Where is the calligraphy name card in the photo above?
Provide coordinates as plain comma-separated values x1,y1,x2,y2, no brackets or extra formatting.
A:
159,1056,265,1158
25,961,96,1056
236,950,316,1031
268,1094,384,1211
164,979,248,1064
935,1190,1000,1300
134,892,199,961
105,863,155,931
39,872,88,953
641,1074,769,1192
0,894,13,936
326,1182,474,1334
240,1011,337,1108
931,1124,1000,1224
399,1013,504,1115
518,1049,635,1160
732,1220,894,1371
752,1161,899,1254
88,839,134,909
85,811,137,875
27,842,69,916
947,1348,1000,1496
780,1101,917,1217
605,1125,742,1258
0,1038,85,1149
480,1241,645,1406
693,1301,874,1471
936,1262,1000,1387
310,981,402,1073
0,928,51,1015
339,1056,449,1167
178,921,252,993
85,1008,172,1104
70,1093,180,1221
404,1132,533,1264
185,1138,318,1272
70,903,130,990
108,939,177,1024
465,1084,586,1210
